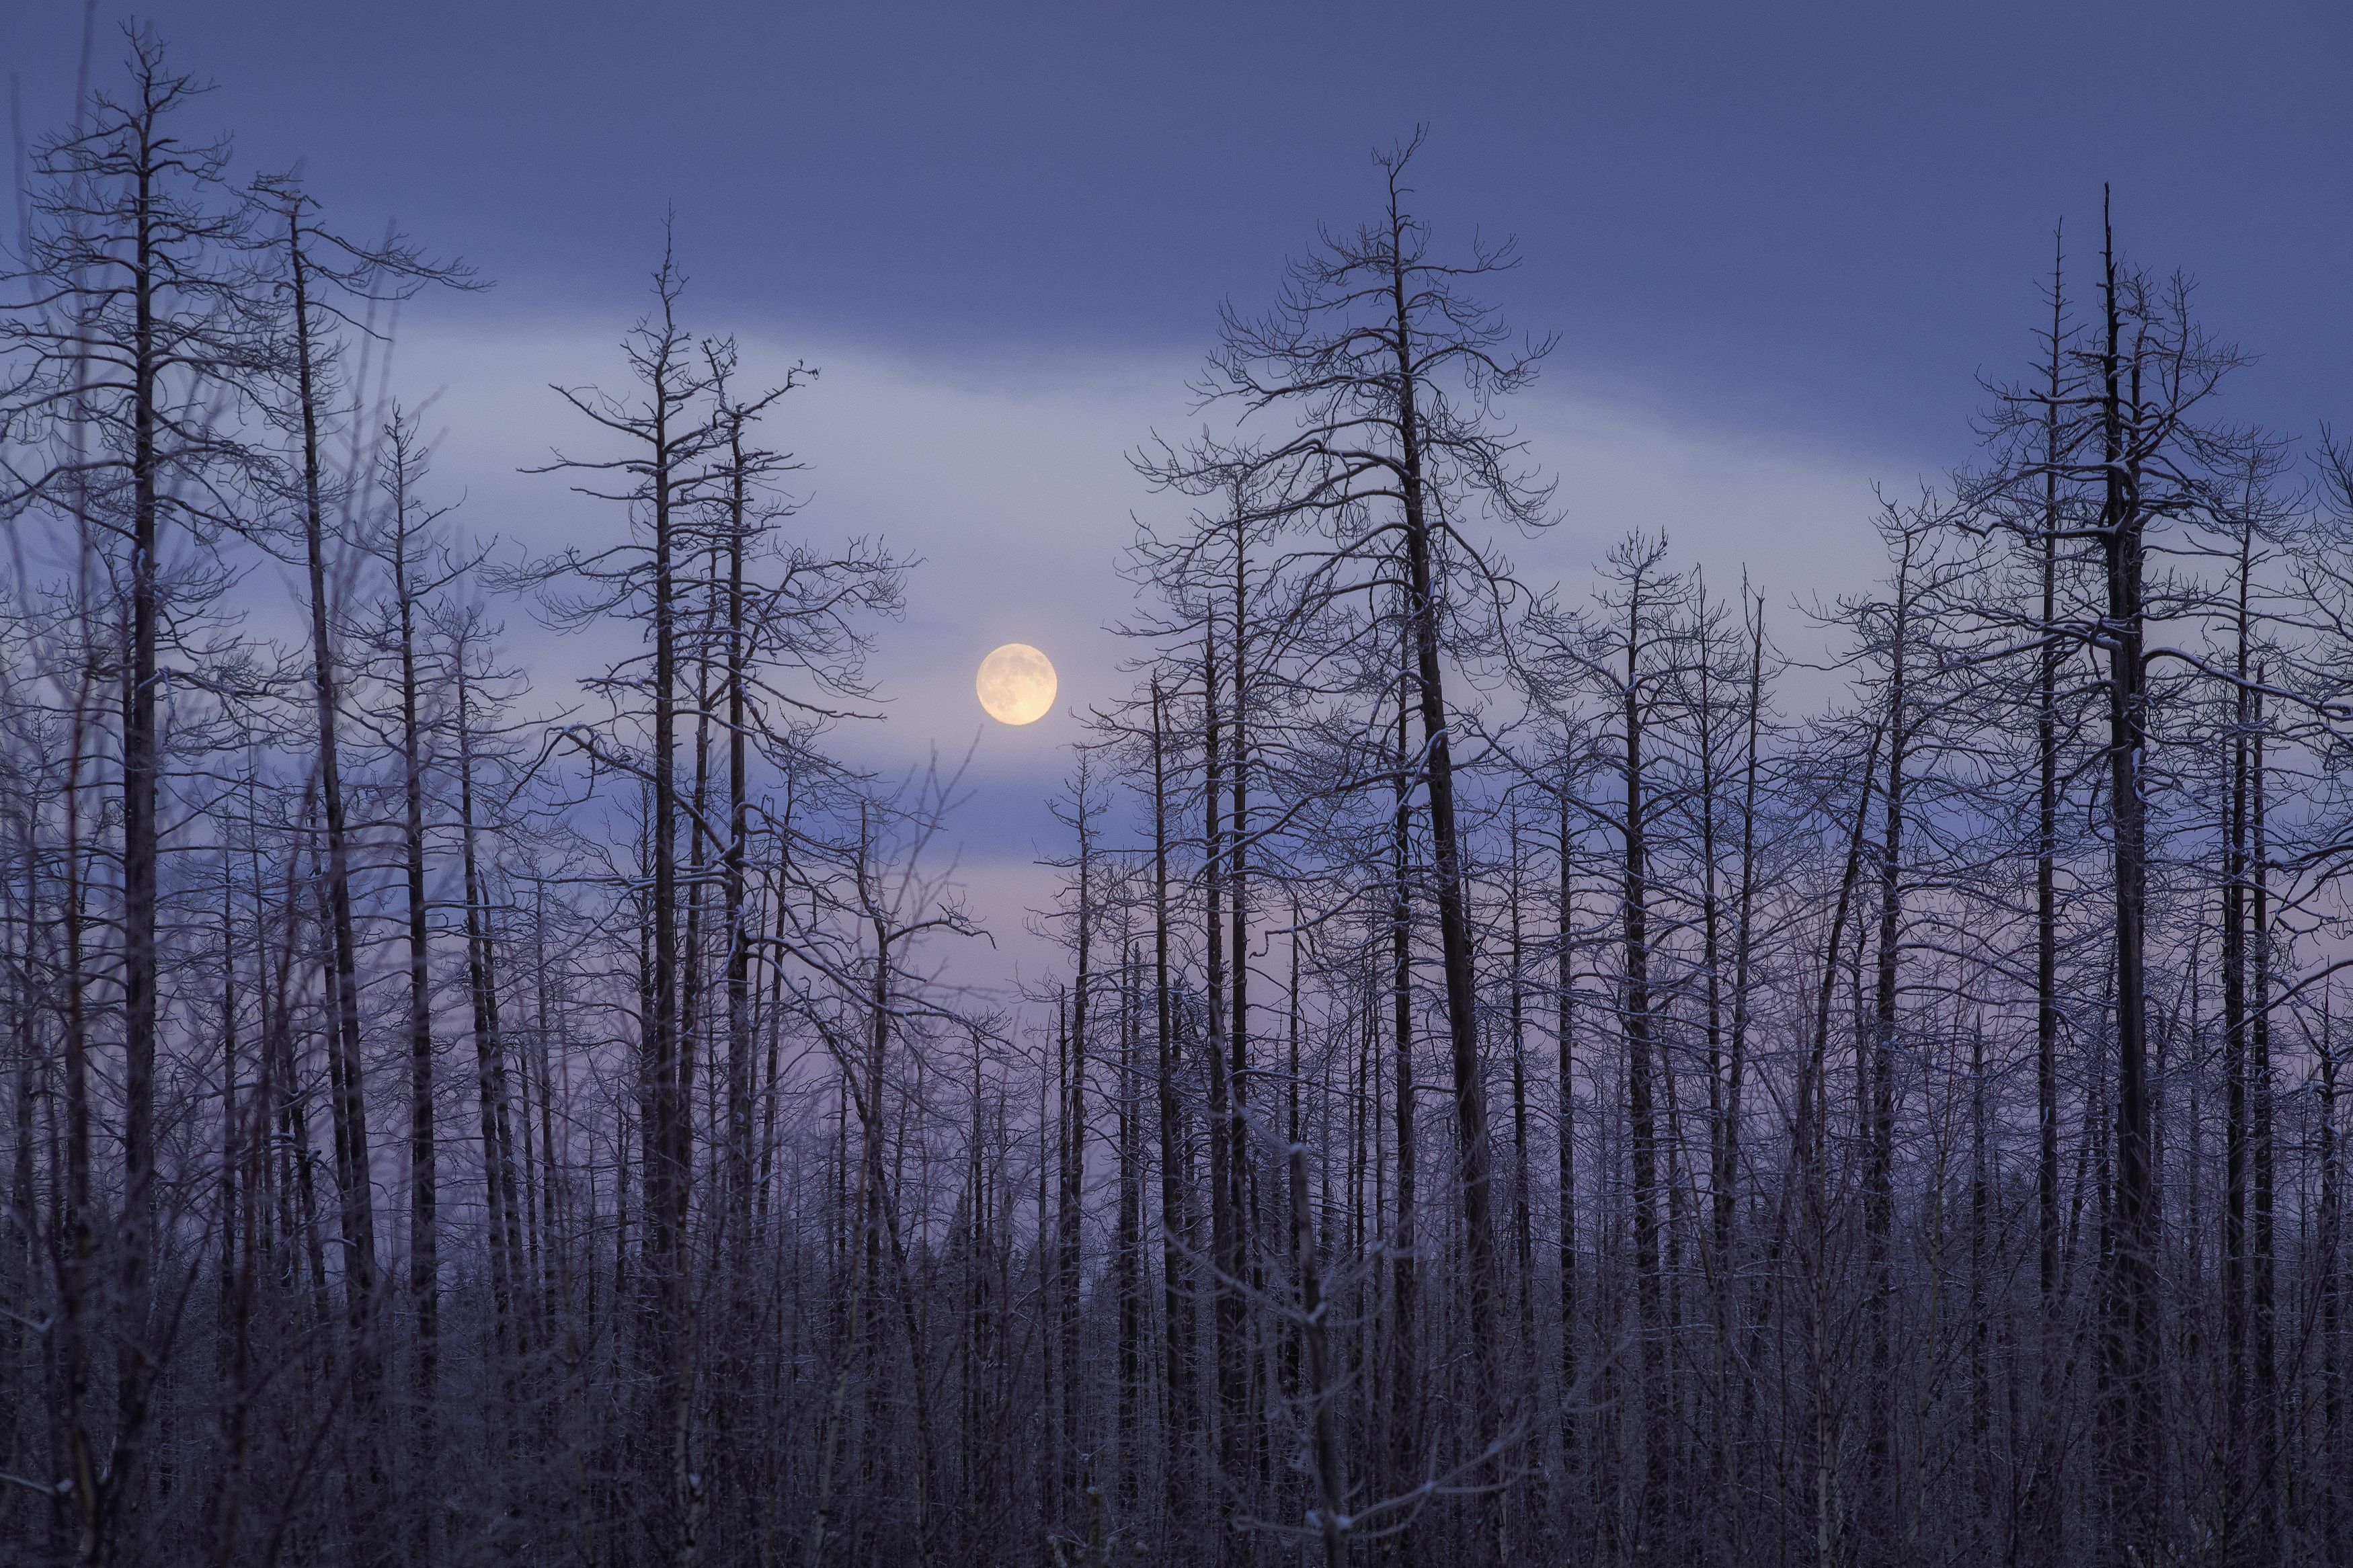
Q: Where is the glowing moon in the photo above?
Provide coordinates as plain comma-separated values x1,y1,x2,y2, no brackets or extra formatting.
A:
977,643,1057,725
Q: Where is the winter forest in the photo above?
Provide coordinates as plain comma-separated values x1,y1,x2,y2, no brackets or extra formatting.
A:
11,24,2353,1568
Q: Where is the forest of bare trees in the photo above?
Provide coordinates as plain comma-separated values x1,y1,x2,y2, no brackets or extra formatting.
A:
11,32,2353,1568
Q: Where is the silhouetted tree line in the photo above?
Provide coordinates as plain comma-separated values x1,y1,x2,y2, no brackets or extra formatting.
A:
7,32,2353,1568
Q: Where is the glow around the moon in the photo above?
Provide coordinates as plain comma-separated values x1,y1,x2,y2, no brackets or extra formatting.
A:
976,643,1057,725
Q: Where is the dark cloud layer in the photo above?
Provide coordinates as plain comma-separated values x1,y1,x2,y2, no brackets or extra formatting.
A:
7,1,2348,463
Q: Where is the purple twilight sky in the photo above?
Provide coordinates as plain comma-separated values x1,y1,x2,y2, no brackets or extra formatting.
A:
7,0,2348,991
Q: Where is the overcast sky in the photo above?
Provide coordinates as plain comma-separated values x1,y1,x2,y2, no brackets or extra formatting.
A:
7,0,2347,990
11,1,2346,446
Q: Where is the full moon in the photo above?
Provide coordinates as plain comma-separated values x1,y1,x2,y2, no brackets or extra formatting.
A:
976,643,1057,725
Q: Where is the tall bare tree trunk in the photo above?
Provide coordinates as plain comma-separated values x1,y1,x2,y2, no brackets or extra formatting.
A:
279,206,385,1447
1201,626,1248,1555
2249,686,2278,1556
2094,198,2161,1567
1150,682,1199,1534
1388,667,1421,1559
1554,784,1581,1541
1388,235,1507,1560
1616,579,1667,1557
2029,241,2069,1568
384,421,438,1556
1117,944,1145,1514
1860,544,1913,1566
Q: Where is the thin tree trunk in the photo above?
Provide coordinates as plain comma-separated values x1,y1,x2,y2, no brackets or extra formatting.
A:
1387,229,1506,1558
2249,685,2278,1555
2096,202,2162,1566
1151,682,1199,1535
390,442,438,1552
1617,581,1668,1554
1389,667,1421,1550
283,207,384,1433
1862,546,1913,1565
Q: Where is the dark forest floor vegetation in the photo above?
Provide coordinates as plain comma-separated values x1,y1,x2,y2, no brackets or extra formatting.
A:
9,28,2353,1568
